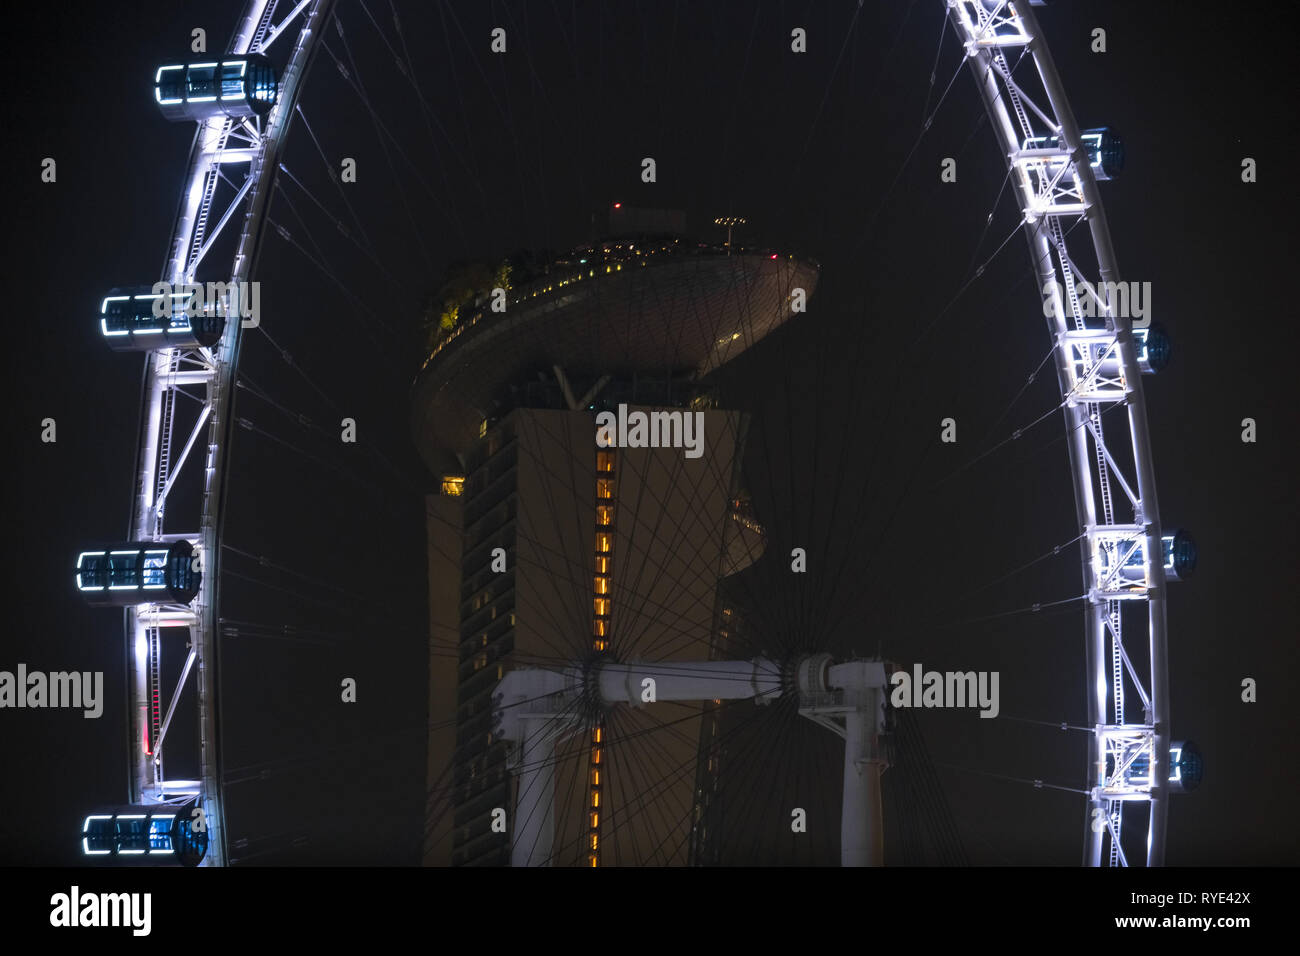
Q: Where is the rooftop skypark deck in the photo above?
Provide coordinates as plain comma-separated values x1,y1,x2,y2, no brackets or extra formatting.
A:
412,236,820,468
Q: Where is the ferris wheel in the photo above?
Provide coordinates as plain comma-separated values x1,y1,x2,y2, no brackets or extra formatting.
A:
74,0,1198,867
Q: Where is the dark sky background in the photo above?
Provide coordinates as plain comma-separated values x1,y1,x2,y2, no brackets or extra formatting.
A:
1,0,1295,866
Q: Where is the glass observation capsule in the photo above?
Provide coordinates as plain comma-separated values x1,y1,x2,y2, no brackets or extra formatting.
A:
154,55,277,121
1160,528,1197,582
1024,126,1124,181
75,541,200,607
81,804,208,866
1133,323,1171,374
100,287,225,351
1103,528,1196,590
1125,739,1204,794
1087,323,1171,380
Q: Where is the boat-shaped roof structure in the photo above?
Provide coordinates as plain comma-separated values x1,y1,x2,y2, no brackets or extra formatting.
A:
412,236,820,468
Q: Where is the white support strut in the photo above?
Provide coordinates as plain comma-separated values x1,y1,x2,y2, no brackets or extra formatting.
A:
496,656,889,867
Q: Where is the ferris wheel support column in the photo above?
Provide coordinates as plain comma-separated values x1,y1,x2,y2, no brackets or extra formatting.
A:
839,702,886,866
497,667,581,866
511,718,560,867
1017,2,1170,868
498,657,889,865
820,661,888,866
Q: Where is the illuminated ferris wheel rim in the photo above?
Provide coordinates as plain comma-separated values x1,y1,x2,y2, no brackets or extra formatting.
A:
111,0,1190,866
118,0,339,867
944,0,1199,866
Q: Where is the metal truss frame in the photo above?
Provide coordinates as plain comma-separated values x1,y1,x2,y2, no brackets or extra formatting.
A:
947,0,1171,865
122,0,336,866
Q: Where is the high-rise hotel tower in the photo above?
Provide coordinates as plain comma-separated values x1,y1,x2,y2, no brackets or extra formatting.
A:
414,211,818,865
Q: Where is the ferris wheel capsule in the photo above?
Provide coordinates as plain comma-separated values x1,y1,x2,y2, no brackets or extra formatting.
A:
1161,529,1198,582
99,287,225,351
75,541,201,607
81,800,208,866
1023,126,1124,181
1123,739,1204,794
1133,323,1172,374
154,54,277,122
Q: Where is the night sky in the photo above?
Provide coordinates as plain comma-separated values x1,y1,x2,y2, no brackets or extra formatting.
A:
1,0,1295,867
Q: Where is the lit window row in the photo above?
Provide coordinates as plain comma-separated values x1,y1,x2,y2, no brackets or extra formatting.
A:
588,443,616,867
